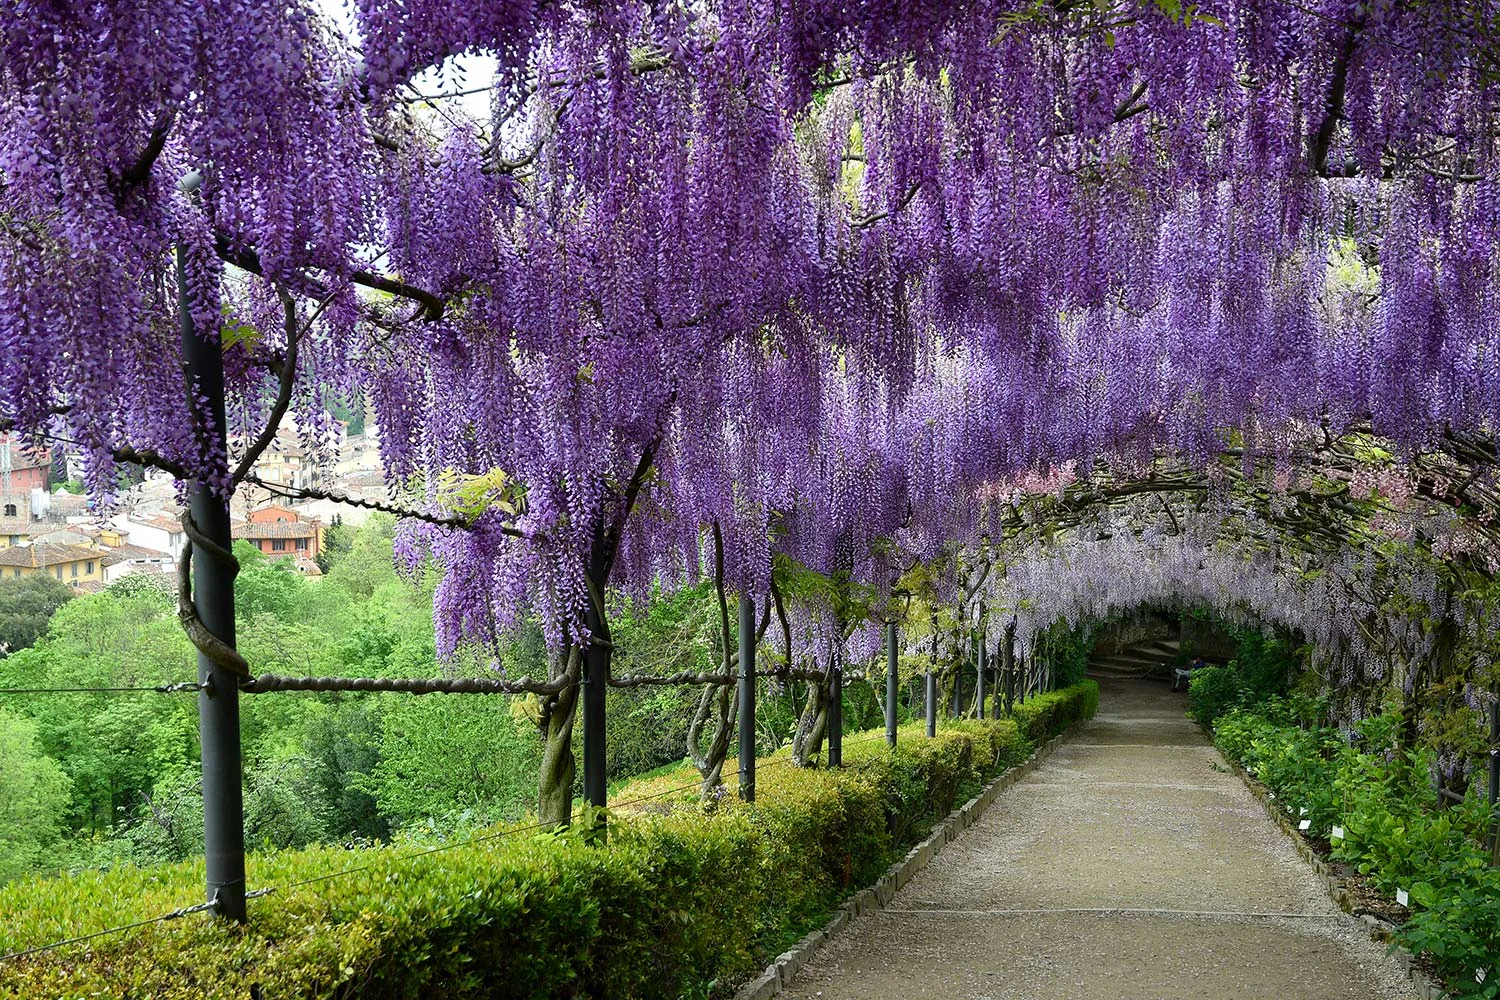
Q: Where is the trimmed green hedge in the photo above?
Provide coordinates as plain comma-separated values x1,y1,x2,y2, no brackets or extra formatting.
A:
0,682,1098,1000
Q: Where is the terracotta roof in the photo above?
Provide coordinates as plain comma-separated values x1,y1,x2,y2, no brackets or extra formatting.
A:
0,543,101,568
342,471,388,489
47,494,89,515
32,527,96,546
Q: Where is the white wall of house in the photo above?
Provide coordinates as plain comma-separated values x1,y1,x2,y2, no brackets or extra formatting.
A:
112,514,186,559
103,554,173,584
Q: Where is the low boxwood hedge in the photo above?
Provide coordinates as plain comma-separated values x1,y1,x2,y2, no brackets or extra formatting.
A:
0,681,1098,1000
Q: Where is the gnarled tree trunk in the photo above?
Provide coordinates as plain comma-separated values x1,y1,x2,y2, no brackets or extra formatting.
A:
688,683,737,796
793,674,829,764
538,644,582,827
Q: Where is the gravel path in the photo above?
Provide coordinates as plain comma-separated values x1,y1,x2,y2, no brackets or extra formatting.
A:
779,679,1419,1000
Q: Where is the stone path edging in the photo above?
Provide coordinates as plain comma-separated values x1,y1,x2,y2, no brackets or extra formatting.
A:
733,726,1080,1000
1223,748,1450,1000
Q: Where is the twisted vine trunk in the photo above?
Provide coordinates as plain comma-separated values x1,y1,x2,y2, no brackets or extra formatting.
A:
687,683,738,796
793,672,830,765
538,644,583,827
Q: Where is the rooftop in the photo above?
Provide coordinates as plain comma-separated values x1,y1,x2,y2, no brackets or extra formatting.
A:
0,542,103,568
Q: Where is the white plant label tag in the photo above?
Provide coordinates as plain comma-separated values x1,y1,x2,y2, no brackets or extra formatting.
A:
1298,819,1311,831
1331,825,1345,841
1476,968,1488,985
1396,888,1409,907
1299,807,1308,816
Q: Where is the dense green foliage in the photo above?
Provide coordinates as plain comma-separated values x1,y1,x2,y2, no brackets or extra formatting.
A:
0,519,1057,886
1214,701,1500,997
1034,618,1096,690
0,709,71,885
1187,628,1301,725
0,573,73,656
0,682,1098,999
0,519,549,880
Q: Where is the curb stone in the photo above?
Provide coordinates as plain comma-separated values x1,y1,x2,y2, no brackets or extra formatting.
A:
732,723,1082,999
1223,748,1450,1000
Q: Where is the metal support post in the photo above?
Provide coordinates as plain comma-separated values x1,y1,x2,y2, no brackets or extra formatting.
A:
952,661,963,719
885,621,899,747
925,670,937,737
828,662,843,767
738,593,756,802
582,579,609,811
976,636,987,719
180,245,247,923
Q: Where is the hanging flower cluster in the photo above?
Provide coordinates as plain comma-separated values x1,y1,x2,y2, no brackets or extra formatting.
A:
2,0,1497,650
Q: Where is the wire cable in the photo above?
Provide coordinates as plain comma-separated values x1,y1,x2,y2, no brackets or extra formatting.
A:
0,889,273,965
0,682,205,696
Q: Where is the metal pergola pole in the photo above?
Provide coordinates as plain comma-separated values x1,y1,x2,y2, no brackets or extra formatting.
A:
976,635,987,719
885,621,899,747
582,594,608,812
738,593,756,802
179,245,247,923
924,657,937,738
952,657,963,719
828,661,843,767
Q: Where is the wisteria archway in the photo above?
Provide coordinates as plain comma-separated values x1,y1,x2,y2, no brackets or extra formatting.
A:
3,0,1499,913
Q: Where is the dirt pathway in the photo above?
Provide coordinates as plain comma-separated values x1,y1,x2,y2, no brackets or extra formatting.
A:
779,679,1418,1000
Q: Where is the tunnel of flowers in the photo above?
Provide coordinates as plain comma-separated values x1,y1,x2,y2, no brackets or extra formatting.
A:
1,0,1499,997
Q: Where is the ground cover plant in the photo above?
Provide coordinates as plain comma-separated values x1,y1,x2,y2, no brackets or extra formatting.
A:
0,682,1097,1000
1212,700,1500,998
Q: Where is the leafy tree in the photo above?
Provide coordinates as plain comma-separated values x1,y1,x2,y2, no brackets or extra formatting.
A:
0,591,196,835
0,708,72,883
323,514,400,601
315,516,352,573
298,701,389,843
234,542,311,621
0,574,74,656
359,697,539,829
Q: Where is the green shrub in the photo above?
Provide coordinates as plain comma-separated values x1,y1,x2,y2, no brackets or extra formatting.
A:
1011,681,1099,741
0,684,1099,999
1187,664,1244,724
1213,702,1500,998
1399,869,1500,1000
1186,631,1300,726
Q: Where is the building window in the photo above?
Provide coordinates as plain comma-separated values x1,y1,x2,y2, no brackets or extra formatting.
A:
11,568,18,578
7,535,17,545
271,539,286,552
54,567,62,579
86,561,94,574
71,563,78,578
2,504,15,517
295,538,307,550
